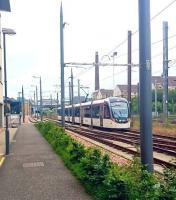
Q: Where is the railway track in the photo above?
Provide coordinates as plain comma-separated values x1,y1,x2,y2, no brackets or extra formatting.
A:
39,118,176,169
65,125,176,169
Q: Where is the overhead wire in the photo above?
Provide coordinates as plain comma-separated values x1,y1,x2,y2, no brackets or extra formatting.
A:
71,0,176,88
104,0,176,57
110,33,176,61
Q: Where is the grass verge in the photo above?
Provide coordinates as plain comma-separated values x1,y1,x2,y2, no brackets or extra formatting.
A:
36,121,176,200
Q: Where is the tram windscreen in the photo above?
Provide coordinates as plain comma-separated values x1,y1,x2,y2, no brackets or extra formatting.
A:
110,101,128,119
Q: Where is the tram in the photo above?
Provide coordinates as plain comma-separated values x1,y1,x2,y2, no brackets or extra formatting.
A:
58,97,130,129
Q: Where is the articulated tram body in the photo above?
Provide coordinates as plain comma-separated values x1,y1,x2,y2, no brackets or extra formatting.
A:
58,97,130,129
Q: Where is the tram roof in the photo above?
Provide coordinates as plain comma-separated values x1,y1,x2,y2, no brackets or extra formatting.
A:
64,97,128,109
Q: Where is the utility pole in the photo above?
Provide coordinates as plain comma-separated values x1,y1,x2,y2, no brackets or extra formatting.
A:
39,76,43,121
3,32,9,154
78,79,80,104
56,92,59,111
155,80,157,117
137,82,140,115
95,51,100,91
33,91,36,118
50,94,52,108
138,0,153,172
36,86,38,119
127,30,132,117
69,81,71,105
112,52,117,89
18,92,21,115
60,3,65,127
163,21,168,123
22,85,25,123
78,79,81,124
71,69,74,123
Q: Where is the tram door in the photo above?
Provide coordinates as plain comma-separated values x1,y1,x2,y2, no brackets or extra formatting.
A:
100,104,103,127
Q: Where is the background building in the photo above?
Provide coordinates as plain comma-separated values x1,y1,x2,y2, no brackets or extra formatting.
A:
113,85,138,97
92,89,113,100
92,76,176,101
151,76,176,90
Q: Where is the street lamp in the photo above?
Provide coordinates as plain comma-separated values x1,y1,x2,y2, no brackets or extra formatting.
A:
53,85,60,114
18,91,22,124
2,28,16,155
31,84,38,119
32,76,43,121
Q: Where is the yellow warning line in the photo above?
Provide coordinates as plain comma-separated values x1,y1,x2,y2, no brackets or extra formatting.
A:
0,156,5,167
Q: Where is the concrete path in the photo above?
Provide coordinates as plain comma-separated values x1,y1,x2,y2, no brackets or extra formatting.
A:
0,123,91,200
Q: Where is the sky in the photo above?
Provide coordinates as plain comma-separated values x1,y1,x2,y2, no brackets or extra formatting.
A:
1,0,176,101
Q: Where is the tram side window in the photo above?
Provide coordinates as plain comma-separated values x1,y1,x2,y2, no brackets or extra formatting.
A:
75,107,80,117
65,108,68,116
104,104,110,119
92,105,100,118
84,106,91,118
58,109,61,115
68,108,70,116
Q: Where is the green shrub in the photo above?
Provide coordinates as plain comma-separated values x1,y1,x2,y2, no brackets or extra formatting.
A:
103,165,128,200
68,141,86,163
160,168,176,200
35,122,176,200
80,148,110,185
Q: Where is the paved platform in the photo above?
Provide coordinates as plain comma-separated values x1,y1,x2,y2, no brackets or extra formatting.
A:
0,123,91,200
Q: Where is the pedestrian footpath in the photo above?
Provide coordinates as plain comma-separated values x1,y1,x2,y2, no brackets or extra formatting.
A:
0,123,91,200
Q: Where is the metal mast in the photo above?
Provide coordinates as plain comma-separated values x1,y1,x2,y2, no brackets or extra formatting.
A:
138,0,153,172
60,3,65,127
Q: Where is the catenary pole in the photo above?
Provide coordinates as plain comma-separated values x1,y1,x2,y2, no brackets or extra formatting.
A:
127,30,132,117
78,79,80,104
78,79,81,123
56,92,59,110
163,21,168,123
22,85,25,123
40,76,43,121
71,69,74,123
33,91,36,118
138,0,153,172
95,51,100,91
112,52,117,89
155,80,157,117
36,86,38,119
69,81,71,105
137,82,140,115
60,3,65,127
18,92,22,124
50,94,52,107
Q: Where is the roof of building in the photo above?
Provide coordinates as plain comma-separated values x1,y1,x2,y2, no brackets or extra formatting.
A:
99,89,113,96
152,76,176,86
116,85,138,93
92,89,113,97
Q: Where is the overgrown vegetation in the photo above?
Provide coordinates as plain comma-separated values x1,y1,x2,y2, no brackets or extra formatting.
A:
36,121,176,200
131,89,176,115
131,116,176,137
